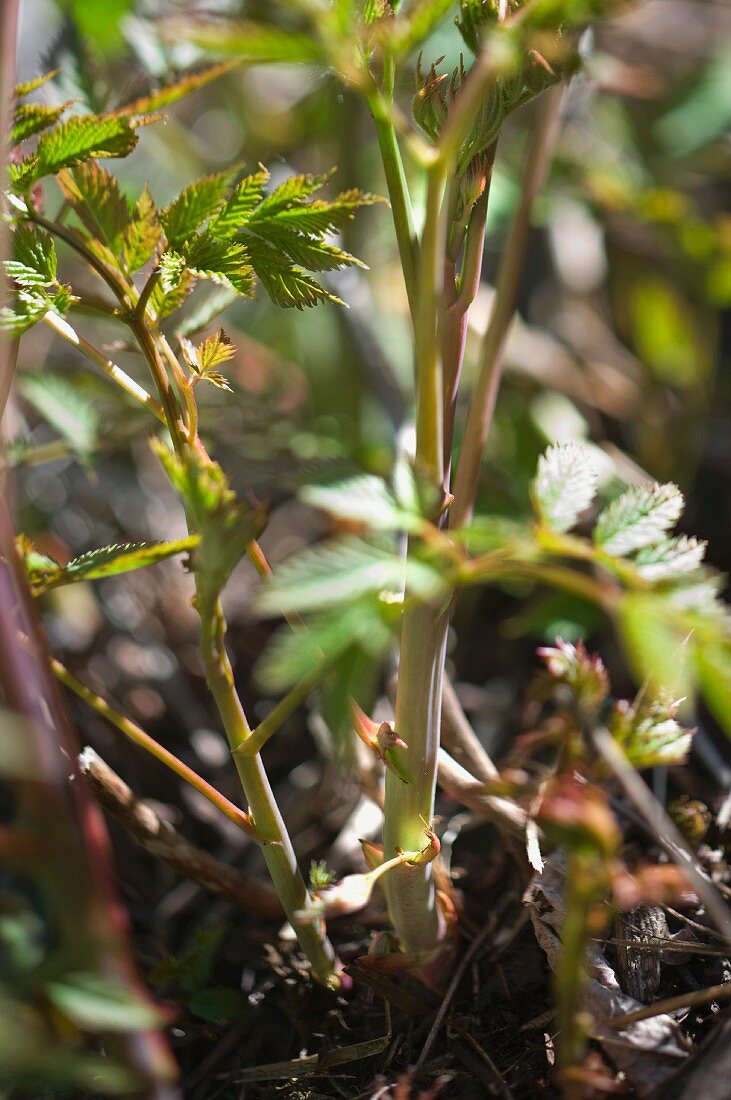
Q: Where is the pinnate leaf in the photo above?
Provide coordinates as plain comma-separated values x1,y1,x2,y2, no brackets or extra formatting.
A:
122,185,162,271
531,442,598,533
5,225,57,287
594,482,684,556
633,535,706,582
170,20,324,63
301,474,422,533
162,170,236,247
209,168,270,238
154,443,265,594
14,70,59,99
257,536,445,616
116,61,239,115
35,113,141,179
57,162,130,248
12,102,68,145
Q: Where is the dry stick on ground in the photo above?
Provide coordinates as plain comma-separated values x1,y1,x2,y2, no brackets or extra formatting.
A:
78,748,282,920
441,677,499,781
609,981,731,1031
437,749,526,837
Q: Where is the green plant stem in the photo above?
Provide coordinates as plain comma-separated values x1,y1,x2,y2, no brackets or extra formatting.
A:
51,658,258,837
451,84,565,528
42,311,166,424
366,92,419,318
382,598,449,953
441,183,491,467
129,315,186,453
415,159,448,488
27,210,134,310
196,592,340,985
234,663,330,758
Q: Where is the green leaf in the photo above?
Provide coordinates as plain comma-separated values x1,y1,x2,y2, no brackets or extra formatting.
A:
257,599,393,693
531,442,598,533
265,188,385,235
249,222,366,273
594,482,684,556
158,251,187,293
181,329,235,391
153,443,265,594
184,233,254,295
14,70,59,99
122,185,162,272
618,592,693,702
116,61,240,115
150,269,195,319
389,0,454,54
23,537,200,594
59,538,200,585
209,168,270,238
246,238,342,308
5,225,57,287
0,284,72,335
12,102,68,145
301,474,422,533
610,692,693,769
18,372,98,458
695,642,731,741
248,170,334,221
32,113,142,183
162,169,237,247
45,973,165,1033
57,162,130,248
633,535,706,582
257,537,446,616
170,21,324,63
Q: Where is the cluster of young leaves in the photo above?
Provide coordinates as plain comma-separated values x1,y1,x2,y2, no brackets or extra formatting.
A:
155,164,381,312
152,443,266,598
16,534,200,597
531,441,731,732
1,224,73,335
255,466,449,702
4,67,378,333
257,442,731,753
539,637,694,769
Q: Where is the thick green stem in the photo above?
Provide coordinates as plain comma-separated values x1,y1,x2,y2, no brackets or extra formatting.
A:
197,593,340,985
382,598,449,953
367,95,419,320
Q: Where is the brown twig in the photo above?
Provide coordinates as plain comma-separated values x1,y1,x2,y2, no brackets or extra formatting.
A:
78,748,282,920
441,677,499,782
437,749,525,836
610,981,731,1030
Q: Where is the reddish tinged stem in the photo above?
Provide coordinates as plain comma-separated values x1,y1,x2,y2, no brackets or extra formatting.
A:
0,496,179,1096
451,85,565,528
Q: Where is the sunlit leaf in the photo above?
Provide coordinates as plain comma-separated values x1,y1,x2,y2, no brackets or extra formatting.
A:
169,20,324,64
116,60,239,115
531,442,598,533
595,482,684,556
57,162,130,248
5,225,57,287
301,474,422,532
257,536,445,616
18,372,98,458
162,170,237,247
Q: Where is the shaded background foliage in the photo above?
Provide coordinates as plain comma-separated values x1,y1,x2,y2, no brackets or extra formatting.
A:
3,0,731,1095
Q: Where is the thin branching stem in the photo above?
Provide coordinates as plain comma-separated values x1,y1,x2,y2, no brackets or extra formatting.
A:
43,311,166,424
52,659,259,837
